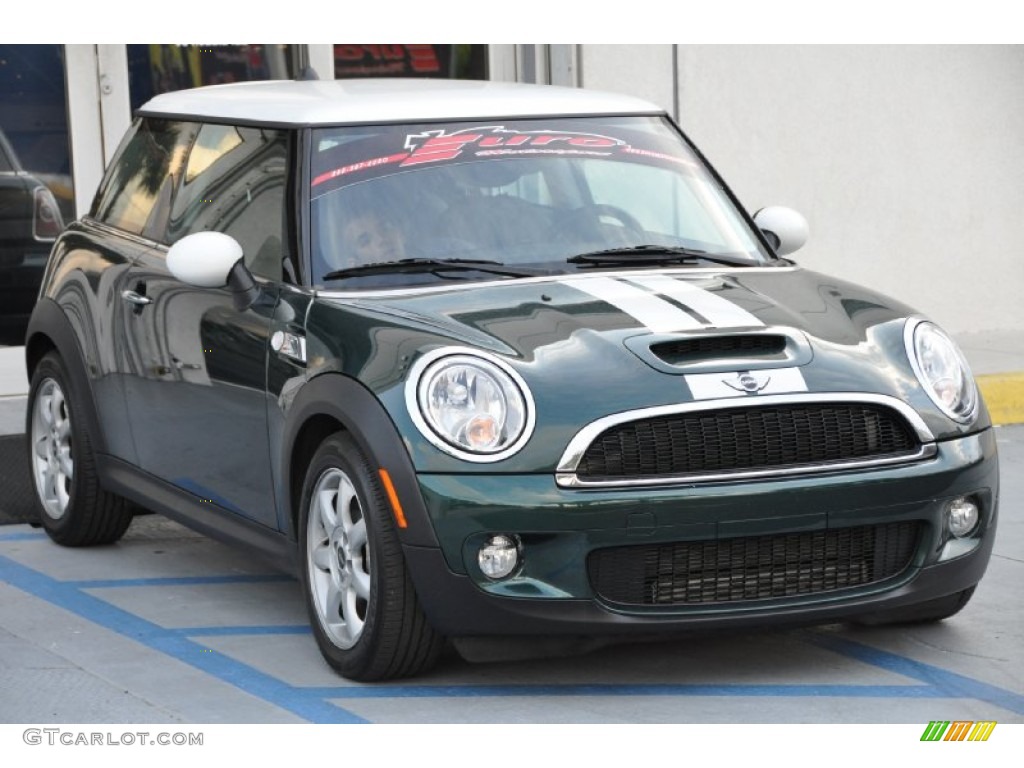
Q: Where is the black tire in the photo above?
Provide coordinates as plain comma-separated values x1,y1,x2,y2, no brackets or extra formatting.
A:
298,431,444,681
26,351,134,546
853,587,976,626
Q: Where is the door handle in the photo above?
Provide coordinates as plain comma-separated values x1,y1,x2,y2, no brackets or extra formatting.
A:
121,290,153,307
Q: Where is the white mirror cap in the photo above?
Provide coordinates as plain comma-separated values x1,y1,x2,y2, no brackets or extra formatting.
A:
166,231,244,288
753,206,809,257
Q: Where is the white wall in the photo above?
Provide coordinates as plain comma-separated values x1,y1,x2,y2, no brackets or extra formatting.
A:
580,44,676,116
582,44,1024,339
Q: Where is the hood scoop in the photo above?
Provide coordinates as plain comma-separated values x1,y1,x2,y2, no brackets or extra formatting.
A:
650,334,788,365
625,328,813,375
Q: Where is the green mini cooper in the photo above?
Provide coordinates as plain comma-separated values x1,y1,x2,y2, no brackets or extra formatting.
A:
25,78,998,681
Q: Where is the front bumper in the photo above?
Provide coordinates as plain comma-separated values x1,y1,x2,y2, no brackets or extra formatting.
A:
402,429,998,636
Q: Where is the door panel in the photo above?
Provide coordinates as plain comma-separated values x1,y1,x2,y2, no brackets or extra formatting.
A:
120,250,280,526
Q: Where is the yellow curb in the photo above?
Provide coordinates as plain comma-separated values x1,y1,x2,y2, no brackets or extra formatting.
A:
977,372,1024,426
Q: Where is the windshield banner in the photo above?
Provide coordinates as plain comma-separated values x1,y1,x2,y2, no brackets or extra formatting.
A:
312,125,696,189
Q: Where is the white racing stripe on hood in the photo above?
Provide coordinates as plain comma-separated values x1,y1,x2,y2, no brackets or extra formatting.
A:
625,274,763,328
566,274,762,332
568,276,704,332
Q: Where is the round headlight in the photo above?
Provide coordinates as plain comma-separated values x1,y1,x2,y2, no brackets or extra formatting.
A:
409,350,534,461
907,320,977,423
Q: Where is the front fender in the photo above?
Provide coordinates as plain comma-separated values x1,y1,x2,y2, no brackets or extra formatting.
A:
280,372,440,548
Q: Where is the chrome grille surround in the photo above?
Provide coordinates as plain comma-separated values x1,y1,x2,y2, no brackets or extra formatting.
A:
556,393,936,489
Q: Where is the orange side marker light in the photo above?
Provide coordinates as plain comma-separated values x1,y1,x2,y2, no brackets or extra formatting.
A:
378,469,408,528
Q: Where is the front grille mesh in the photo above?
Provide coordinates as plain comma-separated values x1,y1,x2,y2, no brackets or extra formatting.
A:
577,403,918,480
588,522,921,606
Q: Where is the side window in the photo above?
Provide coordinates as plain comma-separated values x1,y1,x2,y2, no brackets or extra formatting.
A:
91,119,196,240
168,124,289,281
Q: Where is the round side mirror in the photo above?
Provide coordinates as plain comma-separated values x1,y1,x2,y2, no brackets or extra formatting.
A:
753,206,809,257
167,231,244,288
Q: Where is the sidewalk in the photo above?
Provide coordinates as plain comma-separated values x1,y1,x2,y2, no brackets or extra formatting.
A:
0,345,28,400
956,330,1024,426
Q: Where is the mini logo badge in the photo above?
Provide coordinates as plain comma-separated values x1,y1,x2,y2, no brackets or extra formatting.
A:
723,371,771,394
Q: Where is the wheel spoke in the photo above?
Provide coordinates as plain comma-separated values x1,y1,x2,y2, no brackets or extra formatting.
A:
57,447,74,479
337,476,357,530
44,464,59,503
317,488,338,531
325,581,345,627
348,517,367,551
352,566,371,601
311,540,333,573
341,585,365,640
34,435,50,459
49,389,64,429
39,393,54,427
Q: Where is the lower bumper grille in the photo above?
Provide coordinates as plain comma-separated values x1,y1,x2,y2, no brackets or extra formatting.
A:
587,522,921,606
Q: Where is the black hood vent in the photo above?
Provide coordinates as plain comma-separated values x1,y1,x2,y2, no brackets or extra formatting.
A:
625,328,813,374
650,334,787,365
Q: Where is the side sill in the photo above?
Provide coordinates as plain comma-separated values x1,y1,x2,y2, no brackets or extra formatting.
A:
96,453,297,576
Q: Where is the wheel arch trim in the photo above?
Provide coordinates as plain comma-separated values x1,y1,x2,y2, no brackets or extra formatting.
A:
24,298,107,456
280,372,439,548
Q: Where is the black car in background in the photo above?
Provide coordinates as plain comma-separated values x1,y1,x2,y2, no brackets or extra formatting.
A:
0,128,63,344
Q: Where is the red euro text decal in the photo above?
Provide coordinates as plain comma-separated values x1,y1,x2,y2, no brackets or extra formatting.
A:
400,126,624,166
311,127,676,188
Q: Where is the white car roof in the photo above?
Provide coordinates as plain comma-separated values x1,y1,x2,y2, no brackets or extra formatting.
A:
137,78,666,127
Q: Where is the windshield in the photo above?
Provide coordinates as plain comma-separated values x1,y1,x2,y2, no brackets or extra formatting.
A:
310,116,771,289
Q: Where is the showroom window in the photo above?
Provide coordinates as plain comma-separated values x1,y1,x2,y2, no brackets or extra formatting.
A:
0,45,75,223
127,45,296,113
333,45,487,80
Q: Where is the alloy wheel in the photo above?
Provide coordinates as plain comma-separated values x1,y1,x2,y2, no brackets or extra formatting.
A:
30,378,74,520
305,467,371,650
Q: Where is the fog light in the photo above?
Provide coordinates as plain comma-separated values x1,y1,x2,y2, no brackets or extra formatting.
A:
478,534,520,580
947,497,979,538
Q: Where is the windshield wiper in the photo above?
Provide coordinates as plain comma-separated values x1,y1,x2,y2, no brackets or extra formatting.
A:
567,245,751,268
323,258,543,281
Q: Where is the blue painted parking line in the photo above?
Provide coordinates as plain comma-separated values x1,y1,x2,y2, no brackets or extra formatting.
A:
303,683,945,700
0,552,366,724
0,531,46,542
807,633,1024,716
69,574,294,588
3,544,1023,720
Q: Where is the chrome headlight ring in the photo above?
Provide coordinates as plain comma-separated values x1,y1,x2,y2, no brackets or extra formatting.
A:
405,347,536,463
904,318,978,424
